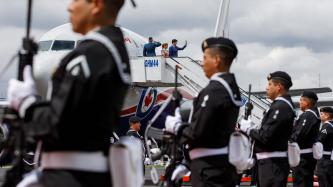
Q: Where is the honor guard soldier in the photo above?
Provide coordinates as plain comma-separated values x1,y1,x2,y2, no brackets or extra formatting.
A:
7,0,130,186
290,91,320,187
316,107,333,187
165,37,242,187
127,116,143,139
126,116,150,165
240,71,295,187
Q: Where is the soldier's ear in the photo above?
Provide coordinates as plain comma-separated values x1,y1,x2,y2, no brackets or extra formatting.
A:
91,0,104,16
214,55,222,68
277,82,285,92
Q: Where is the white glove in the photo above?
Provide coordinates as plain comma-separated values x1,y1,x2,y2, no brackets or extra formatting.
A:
7,66,37,117
165,107,182,134
171,164,189,181
146,139,152,146
239,118,255,135
144,157,151,165
150,148,161,155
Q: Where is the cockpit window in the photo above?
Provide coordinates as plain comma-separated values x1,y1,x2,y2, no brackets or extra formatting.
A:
51,40,75,51
38,40,52,51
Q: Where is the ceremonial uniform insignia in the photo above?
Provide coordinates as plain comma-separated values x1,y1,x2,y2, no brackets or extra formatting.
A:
273,110,279,119
201,95,209,107
71,66,80,76
302,119,306,126
267,74,272,80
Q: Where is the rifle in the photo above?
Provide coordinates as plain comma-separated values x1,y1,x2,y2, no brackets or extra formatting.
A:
235,84,255,185
231,84,255,177
1,0,38,186
244,84,253,120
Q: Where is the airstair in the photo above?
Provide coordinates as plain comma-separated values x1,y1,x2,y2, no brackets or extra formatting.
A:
130,56,270,124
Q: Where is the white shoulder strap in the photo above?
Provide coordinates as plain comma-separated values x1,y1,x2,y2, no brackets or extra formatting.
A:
305,108,320,119
210,76,242,107
82,32,131,84
275,97,295,113
326,121,333,128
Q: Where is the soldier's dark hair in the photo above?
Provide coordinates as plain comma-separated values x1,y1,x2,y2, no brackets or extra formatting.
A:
106,0,125,17
271,79,290,91
86,0,125,17
208,47,236,66
320,107,333,119
324,111,333,119
305,97,317,107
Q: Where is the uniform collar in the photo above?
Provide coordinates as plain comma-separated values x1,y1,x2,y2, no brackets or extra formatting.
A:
210,72,228,80
274,95,292,102
85,26,101,36
128,129,138,133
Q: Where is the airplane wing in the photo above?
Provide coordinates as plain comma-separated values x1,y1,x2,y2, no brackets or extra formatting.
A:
294,97,333,107
315,100,333,107
252,87,332,97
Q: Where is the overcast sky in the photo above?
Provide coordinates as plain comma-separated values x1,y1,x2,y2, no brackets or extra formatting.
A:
0,0,333,97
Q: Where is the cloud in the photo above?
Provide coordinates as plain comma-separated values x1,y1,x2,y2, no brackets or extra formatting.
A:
118,0,220,36
233,43,333,92
0,0,68,30
229,0,333,51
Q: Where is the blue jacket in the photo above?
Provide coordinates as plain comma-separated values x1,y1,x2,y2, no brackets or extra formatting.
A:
169,44,187,57
143,42,161,56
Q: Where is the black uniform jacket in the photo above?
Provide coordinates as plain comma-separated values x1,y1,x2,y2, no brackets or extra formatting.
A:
317,121,333,153
178,73,241,150
290,107,320,149
250,95,295,153
24,26,131,153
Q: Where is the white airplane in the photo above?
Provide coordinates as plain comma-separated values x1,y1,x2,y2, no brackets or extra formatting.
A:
33,23,206,135
34,23,146,100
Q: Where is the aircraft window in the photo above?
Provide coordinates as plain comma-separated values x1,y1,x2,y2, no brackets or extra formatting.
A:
51,40,75,51
38,40,52,51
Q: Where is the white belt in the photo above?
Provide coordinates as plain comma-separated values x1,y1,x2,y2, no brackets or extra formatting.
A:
41,151,108,172
189,147,228,160
323,151,332,155
300,148,313,154
256,151,287,160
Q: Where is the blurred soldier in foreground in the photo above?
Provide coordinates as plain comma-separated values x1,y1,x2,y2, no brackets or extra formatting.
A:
240,71,295,187
165,37,242,187
7,0,130,186
290,91,320,187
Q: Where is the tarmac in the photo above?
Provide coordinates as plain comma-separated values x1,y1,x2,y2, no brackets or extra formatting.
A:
0,166,295,187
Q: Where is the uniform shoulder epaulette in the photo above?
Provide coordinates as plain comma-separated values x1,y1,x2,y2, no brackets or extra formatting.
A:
275,97,295,115
304,108,320,119
326,121,333,128
82,31,131,84
210,76,241,107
